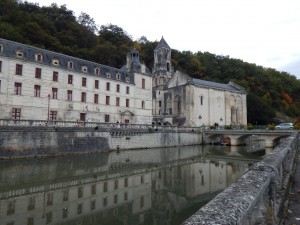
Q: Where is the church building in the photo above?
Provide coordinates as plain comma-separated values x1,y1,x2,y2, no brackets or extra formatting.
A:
151,37,247,127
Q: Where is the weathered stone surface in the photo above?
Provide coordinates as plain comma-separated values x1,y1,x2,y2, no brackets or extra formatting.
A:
182,132,299,225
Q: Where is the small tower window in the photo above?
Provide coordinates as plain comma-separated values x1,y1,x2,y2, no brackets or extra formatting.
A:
116,73,121,80
68,61,74,69
52,59,59,66
95,67,100,75
16,50,24,58
82,66,88,73
35,53,42,62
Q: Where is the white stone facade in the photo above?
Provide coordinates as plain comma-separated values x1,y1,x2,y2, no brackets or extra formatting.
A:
0,38,153,124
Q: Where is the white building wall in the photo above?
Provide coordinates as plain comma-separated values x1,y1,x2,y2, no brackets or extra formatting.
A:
0,50,152,123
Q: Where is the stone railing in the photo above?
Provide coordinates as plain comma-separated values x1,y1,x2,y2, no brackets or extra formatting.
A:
182,132,299,225
0,119,200,133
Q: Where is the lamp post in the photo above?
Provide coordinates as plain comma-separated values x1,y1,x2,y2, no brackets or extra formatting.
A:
47,94,50,122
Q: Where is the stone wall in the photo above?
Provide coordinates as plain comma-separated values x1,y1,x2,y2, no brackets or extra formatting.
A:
0,127,201,159
182,132,299,225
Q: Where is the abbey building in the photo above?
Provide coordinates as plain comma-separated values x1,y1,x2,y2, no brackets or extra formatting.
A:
0,37,247,127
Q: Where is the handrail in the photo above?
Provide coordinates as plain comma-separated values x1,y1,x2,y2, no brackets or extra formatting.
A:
182,132,299,225
0,119,201,132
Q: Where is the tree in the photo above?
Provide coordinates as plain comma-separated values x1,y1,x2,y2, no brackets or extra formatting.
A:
77,12,98,33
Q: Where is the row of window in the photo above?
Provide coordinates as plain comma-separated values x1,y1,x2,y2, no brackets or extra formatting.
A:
6,176,145,215
13,63,138,91
8,193,144,225
13,82,140,107
0,45,129,80
11,108,114,122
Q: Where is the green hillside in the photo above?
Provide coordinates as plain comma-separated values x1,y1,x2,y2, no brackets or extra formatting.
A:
1,0,300,125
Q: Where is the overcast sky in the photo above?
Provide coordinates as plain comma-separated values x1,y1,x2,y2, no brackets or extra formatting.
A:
39,0,300,78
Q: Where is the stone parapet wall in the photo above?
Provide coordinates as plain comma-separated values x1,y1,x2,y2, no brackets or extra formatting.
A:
183,132,299,225
0,127,202,159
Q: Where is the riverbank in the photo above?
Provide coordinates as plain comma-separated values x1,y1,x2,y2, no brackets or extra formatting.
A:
0,126,202,159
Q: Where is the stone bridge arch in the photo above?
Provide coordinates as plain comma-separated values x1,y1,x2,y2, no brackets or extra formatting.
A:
203,130,294,147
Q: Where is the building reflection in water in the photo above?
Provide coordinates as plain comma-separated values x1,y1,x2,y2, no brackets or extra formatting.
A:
0,145,265,225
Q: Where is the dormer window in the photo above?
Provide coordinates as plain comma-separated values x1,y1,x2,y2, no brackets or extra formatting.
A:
95,67,100,75
35,53,43,62
116,73,121,80
68,61,74,69
52,59,59,66
82,66,88,73
0,44,3,53
16,50,24,58
106,73,111,78
126,74,130,82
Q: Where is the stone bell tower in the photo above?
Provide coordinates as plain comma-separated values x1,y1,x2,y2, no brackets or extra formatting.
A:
152,37,173,90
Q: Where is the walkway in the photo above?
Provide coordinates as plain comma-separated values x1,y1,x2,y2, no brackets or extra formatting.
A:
282,149,300,224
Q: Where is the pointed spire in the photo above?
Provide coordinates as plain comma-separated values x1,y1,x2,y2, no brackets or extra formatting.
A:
155,36,171,50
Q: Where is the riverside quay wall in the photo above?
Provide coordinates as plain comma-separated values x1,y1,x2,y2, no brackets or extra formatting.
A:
0,120,201,159
183,132,299,225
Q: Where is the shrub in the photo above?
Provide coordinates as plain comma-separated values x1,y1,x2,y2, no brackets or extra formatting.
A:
268,123,276,130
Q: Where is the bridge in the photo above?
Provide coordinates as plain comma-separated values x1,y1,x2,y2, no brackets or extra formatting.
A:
203,129,294,147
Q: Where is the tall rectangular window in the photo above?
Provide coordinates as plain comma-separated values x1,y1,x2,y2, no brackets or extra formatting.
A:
95,80,99,89
49,111,57,121
14,82,22,95
12,108,21,119
142,78,145,89
126,86,129,94
81,92,86,102
106,82,110,91
94,94,98,104
35,68,41,79
140,196,144,208
36,54,42,62
116,97,120,106
67,90,72,101
103,182,108,192
124,178,128,187
105,114,110,123
53,71,58,81
116,84,120,92
0,61,2,72
142,100,145,109
68,74,73,84
114,180,118,190
15,64,22,75
34,85,41,97
82,77,86,87
106,96,110,105
52,88,58,99
126,99,129,107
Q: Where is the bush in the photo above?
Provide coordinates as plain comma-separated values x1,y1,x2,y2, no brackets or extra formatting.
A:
268,123,276,130
247,123,253,130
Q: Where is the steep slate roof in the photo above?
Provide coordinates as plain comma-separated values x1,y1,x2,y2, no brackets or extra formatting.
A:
0,38,134,84
190,78,246,93
155,36,171,50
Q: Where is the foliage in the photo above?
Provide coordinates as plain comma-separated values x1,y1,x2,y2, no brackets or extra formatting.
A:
247,123,253,130
268,124,276,130
1,0,300,124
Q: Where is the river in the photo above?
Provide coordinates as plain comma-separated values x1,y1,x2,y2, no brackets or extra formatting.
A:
0,145,270,225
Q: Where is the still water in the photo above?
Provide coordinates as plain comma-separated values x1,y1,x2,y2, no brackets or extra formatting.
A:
0,145,269,225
